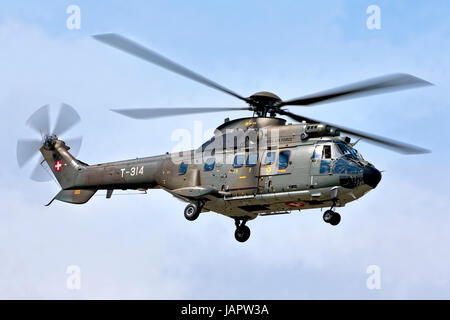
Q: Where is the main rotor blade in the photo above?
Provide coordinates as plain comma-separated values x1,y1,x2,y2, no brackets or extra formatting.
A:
53,103,81,136
278,73,433,107
64,136,83,157
111,107,249,119
93,33,248,103
16,138,43,168
26,104,51,136
279,109,430,154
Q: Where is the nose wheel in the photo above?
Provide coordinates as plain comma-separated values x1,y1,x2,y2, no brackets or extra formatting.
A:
234,218,251,242
323,200,341,226
323,210,341,226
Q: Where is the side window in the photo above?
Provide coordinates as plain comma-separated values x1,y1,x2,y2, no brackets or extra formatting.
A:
204,158,215,171
246,153,258,167
312,145,323,160
264,152,276,165
278,150,290,170
233,154,245,168
179,162,187,175
322,145,332,159
320,160,331,174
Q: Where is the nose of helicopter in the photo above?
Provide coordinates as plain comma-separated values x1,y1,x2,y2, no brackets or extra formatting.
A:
363,165,382,188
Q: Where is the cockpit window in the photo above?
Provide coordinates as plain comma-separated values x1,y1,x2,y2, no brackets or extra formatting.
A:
320,160,331,174
323,145,332,159
336,142,360,160
312,145,323,160
332,158,363,175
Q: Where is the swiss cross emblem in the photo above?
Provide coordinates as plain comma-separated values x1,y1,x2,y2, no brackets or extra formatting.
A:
54,160,62,172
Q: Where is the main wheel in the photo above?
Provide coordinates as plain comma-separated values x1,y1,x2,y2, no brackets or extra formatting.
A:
323,210,334,223
184,203,200,221
329,212,341,226
235,225,251,242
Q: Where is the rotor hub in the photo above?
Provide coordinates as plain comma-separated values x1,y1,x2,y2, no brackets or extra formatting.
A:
43,134,58,149
248,91,282,117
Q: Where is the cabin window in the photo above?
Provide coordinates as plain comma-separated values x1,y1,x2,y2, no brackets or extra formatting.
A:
278,150,291,170
264,152,276,165
233,154,245,168
204,158,215,171
246,153,258,167
179,162,187,175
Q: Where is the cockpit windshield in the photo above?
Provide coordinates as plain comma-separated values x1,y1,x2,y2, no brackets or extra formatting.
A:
336,141,361,160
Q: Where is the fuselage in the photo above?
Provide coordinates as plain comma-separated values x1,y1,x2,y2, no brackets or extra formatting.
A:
43,117,381,220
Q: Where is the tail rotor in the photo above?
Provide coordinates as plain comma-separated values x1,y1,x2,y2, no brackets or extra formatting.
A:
16,103,83,182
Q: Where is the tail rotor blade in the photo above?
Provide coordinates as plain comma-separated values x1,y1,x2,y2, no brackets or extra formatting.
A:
53,103,81,136
26,104,51,136
16,138,43,168
64,136,83,157
30,158,52,182
18,103,83,183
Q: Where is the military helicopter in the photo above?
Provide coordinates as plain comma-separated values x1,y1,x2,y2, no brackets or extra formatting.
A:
16,34,432,242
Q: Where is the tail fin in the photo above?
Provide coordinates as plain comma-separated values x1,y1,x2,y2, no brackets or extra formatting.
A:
40,139,87,190
41,139,97,205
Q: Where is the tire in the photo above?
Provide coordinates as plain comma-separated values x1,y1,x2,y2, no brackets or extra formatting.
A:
329,212,341,226
184,203,200,221
323,210,334,223
235,225,251,242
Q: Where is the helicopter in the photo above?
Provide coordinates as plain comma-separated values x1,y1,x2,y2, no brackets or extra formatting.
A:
16,34,432,242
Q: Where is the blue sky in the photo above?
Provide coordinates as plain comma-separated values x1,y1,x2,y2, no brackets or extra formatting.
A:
0,1,449,299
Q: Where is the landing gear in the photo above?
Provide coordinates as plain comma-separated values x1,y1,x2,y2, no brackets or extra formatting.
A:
234,218,251,242
323,210,341,226
323,200,341,226
184,201,204,221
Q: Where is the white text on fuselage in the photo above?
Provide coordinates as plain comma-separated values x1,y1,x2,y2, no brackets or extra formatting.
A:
120,166,144,178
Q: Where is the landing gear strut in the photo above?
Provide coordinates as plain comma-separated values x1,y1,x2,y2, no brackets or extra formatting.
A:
234,218,251,242
323,200,341,226
184,201,204,221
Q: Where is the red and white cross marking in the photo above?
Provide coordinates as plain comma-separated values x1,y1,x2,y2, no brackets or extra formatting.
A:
54,160,62,172
285,202,305,208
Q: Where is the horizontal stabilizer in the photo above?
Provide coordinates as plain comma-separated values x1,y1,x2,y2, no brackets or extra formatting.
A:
46,189,97,206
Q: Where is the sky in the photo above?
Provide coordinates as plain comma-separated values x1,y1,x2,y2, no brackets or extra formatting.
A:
0,0,450,299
